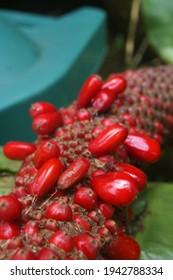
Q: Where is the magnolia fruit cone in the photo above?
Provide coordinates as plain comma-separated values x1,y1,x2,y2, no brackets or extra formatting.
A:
1,65,173,260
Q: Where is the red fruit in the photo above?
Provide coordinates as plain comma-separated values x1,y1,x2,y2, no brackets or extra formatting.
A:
105,234,140,260
29,101,57,118
44,219,59,232
74,233,97,260
0,195,22,221
32,111,62,135
77,74,103,109
27,158,63,196
74,186,97,210
49,229,74,252
7,236,23,249
91,88,117,113
58,157,90,190
73,213,91,231
91,171,138,207
11,248,37,260
124,133,161,163
22,221,39,235
3,141,36,160
88,124,128,156
76,108,91,121
37,247,61,260
0,221,20,239
115,162,147,192
98,202,115,219
91,169,106,177
33,139,60,169
102,74,127,93
104,219,117,233
45,200,72,221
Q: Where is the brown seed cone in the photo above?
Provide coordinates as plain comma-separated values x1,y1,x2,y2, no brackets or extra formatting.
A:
1,65,173,260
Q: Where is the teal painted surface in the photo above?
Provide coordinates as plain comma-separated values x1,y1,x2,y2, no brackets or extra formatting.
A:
0,7,108,144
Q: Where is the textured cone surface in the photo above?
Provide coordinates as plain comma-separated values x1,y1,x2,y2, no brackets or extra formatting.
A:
1,65,173,259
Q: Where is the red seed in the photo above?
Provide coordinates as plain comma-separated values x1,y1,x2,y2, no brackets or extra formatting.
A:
74,233,97,260
11,248,37,260
76,108,91,121
91,171,138,207
32,111,62,135
0,221,20,239
77,74,103,109
45,201,72,221
88,124,128,156
37,247,61,260
27,158,63,196
98,202,115,219
115,162,147,192
102,74,127,93
33,139,60,169
22,221,39,235
7,236,23,250
49,229,74,252
29,101,57,118
3,141,36,160
58,157,90,190
0,195,22,221
104,234,140,260
124,133,161,163
74,213,91,231
74,186,97,210
91,88,116,113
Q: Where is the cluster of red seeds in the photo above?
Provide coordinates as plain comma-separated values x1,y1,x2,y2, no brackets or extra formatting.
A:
1,65,173,260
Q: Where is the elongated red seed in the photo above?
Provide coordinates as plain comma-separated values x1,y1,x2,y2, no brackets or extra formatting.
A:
58,157,90,189
32,111,62,135
102,75,127,93
124,133,161,163
29,101,57,119
77,74,103,109
27,158,63,196
88,124,128,156
91,171,138,207
33,139,60,169
115,162,147,192
91,88,117,113
3,141,36,160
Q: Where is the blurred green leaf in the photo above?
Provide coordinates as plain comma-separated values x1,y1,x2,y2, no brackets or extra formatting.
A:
0,147,22,173
134,182,173,259
141,0,173,62
0,176,14,195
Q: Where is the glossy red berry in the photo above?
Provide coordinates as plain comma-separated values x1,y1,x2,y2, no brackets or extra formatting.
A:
49,229,74,252
29,101,57,118
0,195,22,221
88,124,128,156
74,233,97,259
77,74,103,108
76,108,91,121
115,162,147,192
74,186,97,210
91,88,116,113
27,158,63,196
74,213,91,231
58,157,90,190
11,248,37,260
91,171,138,207
102,74,127,93
3,141,36,160
37,247,61,260
105,234,140,260
7,236,23,250
124,133,161,163
22,221,39,235
98,202,115,219
45,200,72,221
32,111,62,135
33,139,60,169
0,221,20,239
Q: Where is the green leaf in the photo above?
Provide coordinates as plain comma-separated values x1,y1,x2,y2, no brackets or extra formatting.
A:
134,183,173,259
0,147,22,173
0,176,15,195
141,0,173,62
